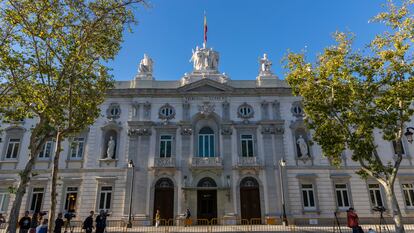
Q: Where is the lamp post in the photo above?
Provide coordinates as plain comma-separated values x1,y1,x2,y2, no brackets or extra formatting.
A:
127,160,135,228
405,127,414,144
279,159,288,226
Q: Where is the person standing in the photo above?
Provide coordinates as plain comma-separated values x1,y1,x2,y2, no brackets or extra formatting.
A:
95,210,107,233
29,213,39,233
155,210,160,227
82,211,94,233
0,213,6,226
35,219,48,233
347,207,361,233
18,211,31,233
54,213,64,233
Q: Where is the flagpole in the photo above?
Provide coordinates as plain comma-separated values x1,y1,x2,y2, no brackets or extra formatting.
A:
203,11,207,49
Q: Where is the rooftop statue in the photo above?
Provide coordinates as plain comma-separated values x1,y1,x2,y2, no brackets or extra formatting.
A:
190,46,219,72
259,53,272,75
138,53,153,74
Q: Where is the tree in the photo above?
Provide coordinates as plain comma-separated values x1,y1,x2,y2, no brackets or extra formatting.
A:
0,0,145,232
284,1,414,233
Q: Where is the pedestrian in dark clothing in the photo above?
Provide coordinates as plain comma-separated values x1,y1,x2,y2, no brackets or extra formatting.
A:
0,213,6,225
18,211,31,233
29,213,39,233
82,211,94,233
95,210,107,233
54,213,64,233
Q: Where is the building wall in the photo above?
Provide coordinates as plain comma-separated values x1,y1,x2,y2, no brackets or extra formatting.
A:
0,77,413,225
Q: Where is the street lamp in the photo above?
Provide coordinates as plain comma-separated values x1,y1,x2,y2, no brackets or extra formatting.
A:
127,160,135,228
405,127,414,143
278,159,288,226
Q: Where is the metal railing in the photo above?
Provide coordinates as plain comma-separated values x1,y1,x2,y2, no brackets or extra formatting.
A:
154,157,176,168
190,157,223,168
237,156,262,167
1,220,414,233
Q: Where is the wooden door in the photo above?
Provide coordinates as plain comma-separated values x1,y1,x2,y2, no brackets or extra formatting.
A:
240,177,261,223
153,178,174,224
197,190,217,222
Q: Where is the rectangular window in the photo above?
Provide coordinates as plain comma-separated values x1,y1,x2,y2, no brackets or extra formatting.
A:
38,141,53,159
301,184,316,210
392,140,405,155
0,192,9,213
98,186,112,211
198,135,215,157
70,137,84,159
368,184,384,207
402,183,414,207
5,138,20,159
64,187,78,212
241,135,254,157
335,184,350,209
159,135,172,158
30,187,44,213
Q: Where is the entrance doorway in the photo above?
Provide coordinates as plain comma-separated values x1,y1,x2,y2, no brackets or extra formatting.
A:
153,178,174,223
197,177,217,222
240,177,261,222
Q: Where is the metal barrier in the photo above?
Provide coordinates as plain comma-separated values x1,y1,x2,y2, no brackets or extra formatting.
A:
1,220,414,233
0,223,7,233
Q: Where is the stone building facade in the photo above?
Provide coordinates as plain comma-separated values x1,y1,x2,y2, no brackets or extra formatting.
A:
0,46,413,225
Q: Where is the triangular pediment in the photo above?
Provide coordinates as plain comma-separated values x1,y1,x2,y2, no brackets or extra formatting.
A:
178,78,233,93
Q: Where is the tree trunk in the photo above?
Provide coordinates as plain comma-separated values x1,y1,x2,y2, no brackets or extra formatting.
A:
48,132,63,233
7,156,36,233
384,183,405,233
7,128,46,233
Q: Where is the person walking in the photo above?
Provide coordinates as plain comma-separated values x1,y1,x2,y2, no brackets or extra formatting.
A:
184,208,191,227
18,211,31,233
155,210,160,227
347,207,362,233
95,210,107,233
54,213,64,233
82,211,94,233
35,219,48,233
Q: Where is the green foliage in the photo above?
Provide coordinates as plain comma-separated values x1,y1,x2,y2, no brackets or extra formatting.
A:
0,1,144,231
8,186,17,194
0,0,144,134
284,0,414,181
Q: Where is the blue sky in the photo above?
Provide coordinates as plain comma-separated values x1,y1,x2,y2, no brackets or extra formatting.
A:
108,0,387,81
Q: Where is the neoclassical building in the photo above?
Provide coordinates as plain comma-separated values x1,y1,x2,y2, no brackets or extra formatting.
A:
0,45,413,225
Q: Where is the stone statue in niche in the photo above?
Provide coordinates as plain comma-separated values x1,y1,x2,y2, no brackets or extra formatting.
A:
296,135,309,157
106,136,116,159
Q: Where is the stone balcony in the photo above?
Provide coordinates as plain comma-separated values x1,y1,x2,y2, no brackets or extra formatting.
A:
153,157,176,168
236,156,263,169
190,157,223,169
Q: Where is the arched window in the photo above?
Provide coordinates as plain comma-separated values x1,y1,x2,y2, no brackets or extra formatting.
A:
240,177,259,188
198,127,215,157
155,178,174,189
197,177,217,187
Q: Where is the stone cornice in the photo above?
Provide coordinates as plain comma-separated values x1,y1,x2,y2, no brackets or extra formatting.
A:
106,87,293,98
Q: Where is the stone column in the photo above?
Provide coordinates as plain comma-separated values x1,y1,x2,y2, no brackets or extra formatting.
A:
261,125,278,216
261,101,269,120
272,101,281,120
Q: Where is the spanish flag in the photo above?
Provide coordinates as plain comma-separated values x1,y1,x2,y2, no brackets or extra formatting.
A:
203,14,207,46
